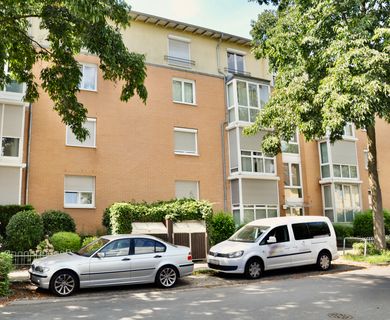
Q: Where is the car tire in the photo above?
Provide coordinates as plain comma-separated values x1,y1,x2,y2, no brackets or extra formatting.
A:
245,258,262,279
317,251,331,271
155,265,178,288
50,270,78,297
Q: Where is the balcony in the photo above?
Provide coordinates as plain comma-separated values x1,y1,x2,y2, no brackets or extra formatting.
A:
164,55,195,69
224,67,251,77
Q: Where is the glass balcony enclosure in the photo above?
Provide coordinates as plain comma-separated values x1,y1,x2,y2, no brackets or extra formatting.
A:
227,79,270,124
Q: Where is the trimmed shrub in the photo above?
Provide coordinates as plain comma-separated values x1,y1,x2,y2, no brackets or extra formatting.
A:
81,236,98,248
104,199,213,235
352,242,380,255
209,212,236,246
5,210,44,251
353,210,390,237
0,252,13,297
50,232,81,252
333,223,354,239
0,204,34,237
41,210,76,236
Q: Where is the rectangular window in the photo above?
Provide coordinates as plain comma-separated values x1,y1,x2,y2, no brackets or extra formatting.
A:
64,175,95,208
172,79,195,105
175,181,199,200
174,128,198,155
319,142,330,178
242,205,278,224
168,36,191,68
66,118,96,148
0,104,23,158
284,162,302,200
3,63,24,93
281,131,299,154
241,150,275,174
227,51,244,73
334,183,360,222
332,164,358,179
79,64,97,91
343,123,354,137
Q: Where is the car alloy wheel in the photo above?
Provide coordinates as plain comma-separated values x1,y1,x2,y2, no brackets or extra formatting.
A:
51,271,77,296
245,259,262,279
157,266,177,288
317,252,331,271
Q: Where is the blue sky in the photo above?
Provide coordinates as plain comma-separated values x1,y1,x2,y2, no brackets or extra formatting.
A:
128,0,273,39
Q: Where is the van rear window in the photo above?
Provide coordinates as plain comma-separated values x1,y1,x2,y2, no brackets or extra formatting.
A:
292,222,331,240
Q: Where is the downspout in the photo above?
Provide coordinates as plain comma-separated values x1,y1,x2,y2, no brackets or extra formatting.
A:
25,102,32,204
217,33,228,212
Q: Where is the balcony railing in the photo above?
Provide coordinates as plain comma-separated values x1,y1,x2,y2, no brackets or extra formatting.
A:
225,67,251,77
164,55,195,68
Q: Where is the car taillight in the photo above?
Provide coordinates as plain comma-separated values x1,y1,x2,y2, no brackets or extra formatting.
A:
187,252,192,261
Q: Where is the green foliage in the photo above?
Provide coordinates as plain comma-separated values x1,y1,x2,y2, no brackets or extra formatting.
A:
333,223,354,239
81,236,98,248
0,252,13,297
208,212,236,246
104,199,213,235
41,210,76,236
30,238,55,255
0,204,34,237
353,210,390,237
0,0,147,141
344,250,390,264
50,232,81,252
5,210,44,251
352,242,381,256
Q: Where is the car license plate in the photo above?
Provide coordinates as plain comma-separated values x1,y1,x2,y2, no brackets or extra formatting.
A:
209,258,219,265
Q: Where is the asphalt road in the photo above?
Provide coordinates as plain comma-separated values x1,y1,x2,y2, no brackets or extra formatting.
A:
1,265,389,320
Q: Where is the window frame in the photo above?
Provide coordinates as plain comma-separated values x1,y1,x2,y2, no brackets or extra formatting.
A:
242,204,279,224
175,180,200,200
64,175,95,209
319,141,331,178
0,104,23,160
283,162,303,201
172,78,196,105
240,150,275,175
79,63,98,92
131,238,167,255
281,131,299,154
65,117,96,148
332,163,358,179
174,127,198,156
334,183,360,222
227,50,246,74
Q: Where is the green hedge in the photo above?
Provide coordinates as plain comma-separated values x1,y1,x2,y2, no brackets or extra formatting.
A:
0,252,13,296
5,210,44,251
0,204,34,237
103,199,213,234
42,210,76,236
208,212,236,246
353,210,390,237
333,223,354,239
50,232,81,252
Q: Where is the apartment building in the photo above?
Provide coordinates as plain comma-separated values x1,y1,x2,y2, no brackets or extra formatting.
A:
1,12,385,232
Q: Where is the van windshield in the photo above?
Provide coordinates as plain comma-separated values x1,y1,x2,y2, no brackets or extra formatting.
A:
229,225,270,242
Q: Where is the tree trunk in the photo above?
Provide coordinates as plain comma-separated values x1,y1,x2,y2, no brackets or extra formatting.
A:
366,124,386,250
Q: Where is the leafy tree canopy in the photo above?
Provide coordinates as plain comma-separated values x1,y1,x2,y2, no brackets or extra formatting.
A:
0,0,147,140
246,0,389,155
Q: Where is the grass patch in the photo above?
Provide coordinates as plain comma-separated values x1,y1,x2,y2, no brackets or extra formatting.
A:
193,269,216,276
344,250,390,264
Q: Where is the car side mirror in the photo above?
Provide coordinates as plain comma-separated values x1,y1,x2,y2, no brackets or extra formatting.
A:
96,252,106,258
267,236,277,244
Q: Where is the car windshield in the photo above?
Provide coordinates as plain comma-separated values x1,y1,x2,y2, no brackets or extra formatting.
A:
77,238,110,257
229,225,270,242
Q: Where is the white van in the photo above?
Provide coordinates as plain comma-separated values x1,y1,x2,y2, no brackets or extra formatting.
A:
207,216,338,279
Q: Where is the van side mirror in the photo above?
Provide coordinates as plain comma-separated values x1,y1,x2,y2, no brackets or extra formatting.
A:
267,236,277,244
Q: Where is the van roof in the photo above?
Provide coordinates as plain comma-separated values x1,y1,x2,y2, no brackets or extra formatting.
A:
248,215,330,227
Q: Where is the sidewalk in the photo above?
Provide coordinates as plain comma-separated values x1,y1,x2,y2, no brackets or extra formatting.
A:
9,262,209,283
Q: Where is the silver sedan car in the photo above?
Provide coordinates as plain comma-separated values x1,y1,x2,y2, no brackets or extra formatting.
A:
29,234,194,296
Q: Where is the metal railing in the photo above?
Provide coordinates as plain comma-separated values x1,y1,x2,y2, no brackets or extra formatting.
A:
5,251,62,269
343,237,368,256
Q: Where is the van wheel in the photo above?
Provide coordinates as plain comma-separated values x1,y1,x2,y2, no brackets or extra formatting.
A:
317,251,331,271
245,258,262,279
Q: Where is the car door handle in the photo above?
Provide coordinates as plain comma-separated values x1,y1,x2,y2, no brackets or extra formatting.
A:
122,258,131,261
154,255,162,258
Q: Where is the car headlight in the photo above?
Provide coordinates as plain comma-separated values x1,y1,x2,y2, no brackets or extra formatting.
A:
35,266,50,273
227,251,244,258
